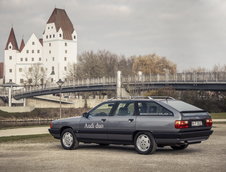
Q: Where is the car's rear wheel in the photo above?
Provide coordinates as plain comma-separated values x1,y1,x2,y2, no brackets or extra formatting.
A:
134,132,157,154
61,128,79,150
171,144,188,150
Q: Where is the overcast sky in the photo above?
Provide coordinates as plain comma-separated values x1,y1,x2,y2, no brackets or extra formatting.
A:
1,0,226,71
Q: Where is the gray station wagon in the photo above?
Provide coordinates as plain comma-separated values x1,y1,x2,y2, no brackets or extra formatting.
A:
49,96,213,154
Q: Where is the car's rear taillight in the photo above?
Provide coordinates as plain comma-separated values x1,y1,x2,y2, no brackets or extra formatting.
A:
50,122,53,129
206,119,212,127
175,120,189,129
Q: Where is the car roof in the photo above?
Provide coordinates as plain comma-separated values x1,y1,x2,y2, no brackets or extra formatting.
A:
106,97,204,112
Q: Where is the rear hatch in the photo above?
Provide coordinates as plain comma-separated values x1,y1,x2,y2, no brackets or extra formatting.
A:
180,111,212,131
160,100,212,131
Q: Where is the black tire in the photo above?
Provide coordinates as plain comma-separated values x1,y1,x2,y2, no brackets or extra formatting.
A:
99,143,109,147
171,144,189,150
134,132,157,155
60,128,79,150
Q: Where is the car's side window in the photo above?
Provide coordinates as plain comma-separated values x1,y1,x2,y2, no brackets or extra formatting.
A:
138,101,173,116
114,102,135,116
89,102,115,117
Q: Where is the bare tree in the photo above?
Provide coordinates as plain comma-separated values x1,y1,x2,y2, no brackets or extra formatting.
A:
66,50,134,80
23,63,47,86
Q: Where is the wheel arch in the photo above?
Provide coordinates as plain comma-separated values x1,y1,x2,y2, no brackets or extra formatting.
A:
60,126,73,136
132,130,154,141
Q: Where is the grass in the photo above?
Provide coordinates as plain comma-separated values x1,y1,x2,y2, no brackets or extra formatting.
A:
0,134,57,143
211,113,226,119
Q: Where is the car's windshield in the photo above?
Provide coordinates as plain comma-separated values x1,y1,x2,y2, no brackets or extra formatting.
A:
160,100,203,112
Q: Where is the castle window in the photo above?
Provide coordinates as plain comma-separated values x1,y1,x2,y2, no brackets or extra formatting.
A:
9,79,12,82
32,42,35,45
26,50,29,53
9,56,12,60
59,34,62,37
52,66,54,71
32,58,34,61
20,58,23,61
50,35,52,38
74,35,76,39
65,42,67,46
25,58,28,61
32,50,34,53
51,78,53,82
39,57,41,61
51,26,53,29
48,27,50,29
20,79,24,83
49,50,51,54
19,68,22,72
9,69,12,73
64,66,67,71
37,50,40,53
65,50,67,54
64,57,67,61
28,79,32,83
46,35,48,39
49,43,51,47
52,57,55,61
53,34,55,38
9,46,12,49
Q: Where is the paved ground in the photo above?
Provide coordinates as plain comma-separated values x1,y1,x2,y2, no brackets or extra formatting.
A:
0,124,226,172
0,126,49,137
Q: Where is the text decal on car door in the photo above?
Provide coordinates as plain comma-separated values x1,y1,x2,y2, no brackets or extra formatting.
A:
84,123,104,128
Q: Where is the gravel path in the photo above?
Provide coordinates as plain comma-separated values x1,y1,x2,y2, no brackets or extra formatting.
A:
0,124,225,172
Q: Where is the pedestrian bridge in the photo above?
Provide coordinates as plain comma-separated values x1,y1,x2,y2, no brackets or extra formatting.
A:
13,72,226,100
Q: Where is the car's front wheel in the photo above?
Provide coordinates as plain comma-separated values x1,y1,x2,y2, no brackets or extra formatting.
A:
61,128,79,150
171,144,188,150
134,132,157,154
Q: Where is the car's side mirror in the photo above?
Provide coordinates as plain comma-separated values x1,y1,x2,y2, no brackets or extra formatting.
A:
82,112,89,118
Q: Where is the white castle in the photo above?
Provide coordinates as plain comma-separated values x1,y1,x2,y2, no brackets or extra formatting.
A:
4,8,77,85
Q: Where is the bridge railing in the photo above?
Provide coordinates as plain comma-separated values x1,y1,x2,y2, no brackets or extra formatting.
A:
122,72,226,83
12,72,226,96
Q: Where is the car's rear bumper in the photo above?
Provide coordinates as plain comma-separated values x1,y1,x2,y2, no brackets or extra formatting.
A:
154,129,213,145
48,128,60,139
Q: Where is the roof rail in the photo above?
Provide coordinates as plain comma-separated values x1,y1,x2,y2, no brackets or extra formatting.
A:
109,96,175,100
109,96,152,100
149,96,175,100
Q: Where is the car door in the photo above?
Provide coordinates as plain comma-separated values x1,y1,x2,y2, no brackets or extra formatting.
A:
107,101,136,142
79,102,115,141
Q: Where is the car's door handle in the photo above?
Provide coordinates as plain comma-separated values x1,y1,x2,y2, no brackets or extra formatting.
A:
128,119,134,122
101,119,106,122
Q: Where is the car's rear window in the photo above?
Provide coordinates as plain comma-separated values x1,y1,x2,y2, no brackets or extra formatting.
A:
160,100,203,112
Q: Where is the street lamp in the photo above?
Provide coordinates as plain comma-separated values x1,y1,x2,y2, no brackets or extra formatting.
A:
56,79,64,119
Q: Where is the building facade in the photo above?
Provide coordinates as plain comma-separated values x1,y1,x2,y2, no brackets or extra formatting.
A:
4,8,77,85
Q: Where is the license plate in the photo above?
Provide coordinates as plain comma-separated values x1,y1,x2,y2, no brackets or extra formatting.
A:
191,121,203,127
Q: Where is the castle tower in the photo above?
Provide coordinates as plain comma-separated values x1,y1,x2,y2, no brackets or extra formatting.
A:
4,27,19,83
43,8,77,82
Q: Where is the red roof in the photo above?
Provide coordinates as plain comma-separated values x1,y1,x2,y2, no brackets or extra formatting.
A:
19,39,25,51
47,8,74,40
5,27,19,50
